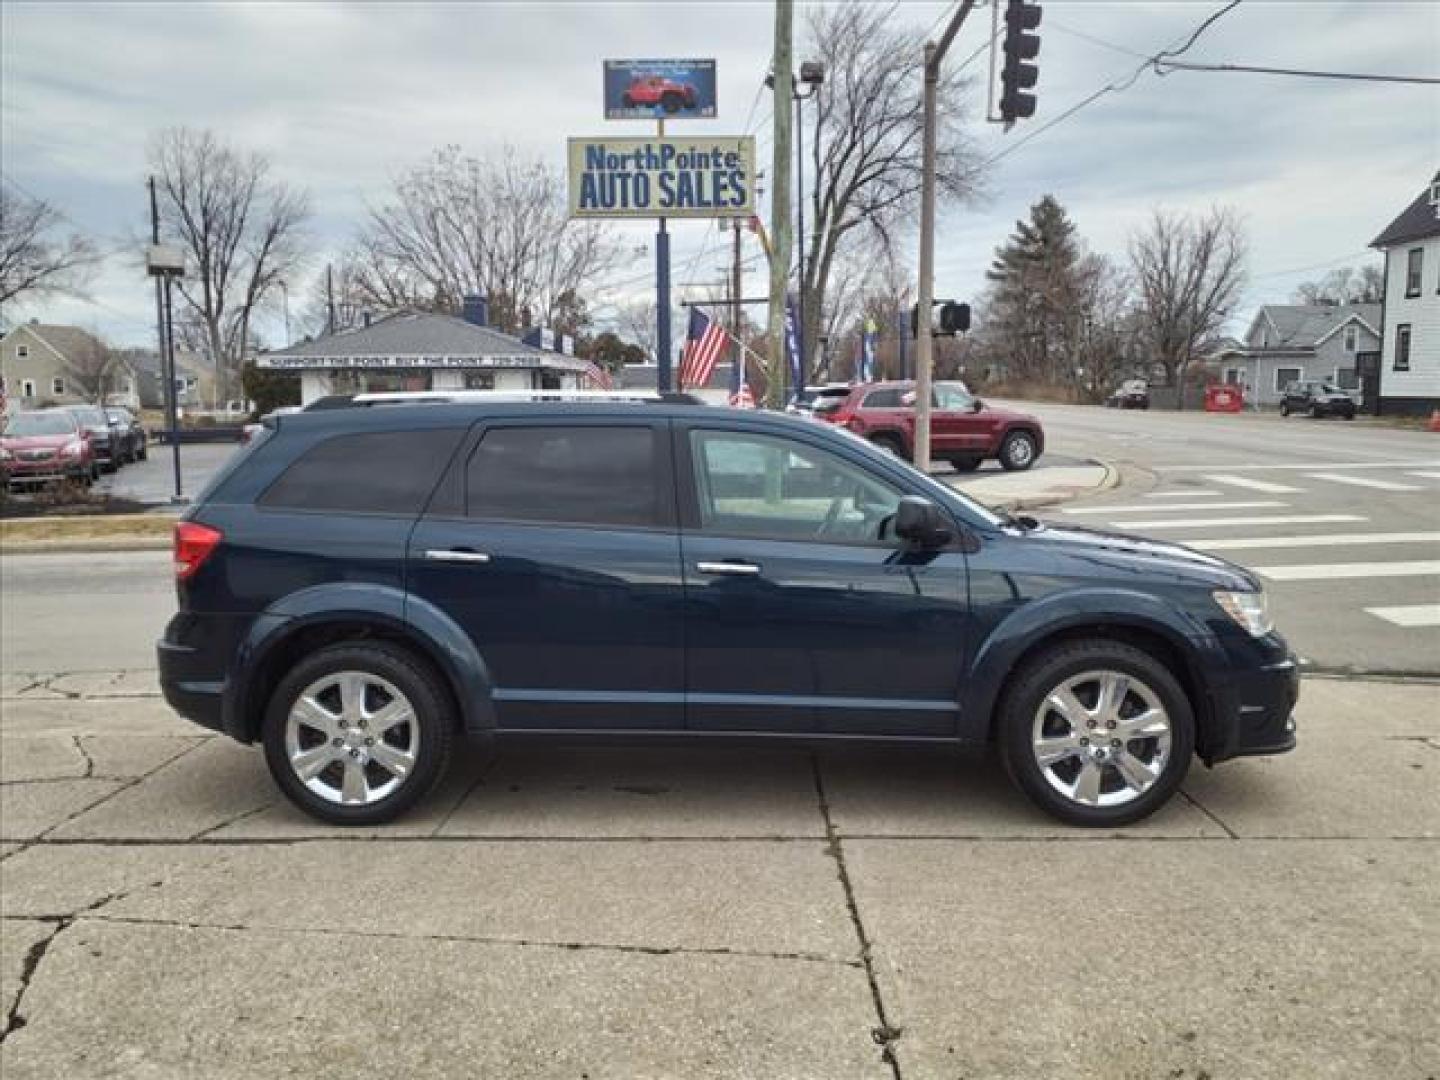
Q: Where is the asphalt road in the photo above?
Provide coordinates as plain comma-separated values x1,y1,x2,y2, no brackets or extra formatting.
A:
1006,402,1440,675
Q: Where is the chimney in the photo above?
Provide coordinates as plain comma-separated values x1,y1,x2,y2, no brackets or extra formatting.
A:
462,294,489,327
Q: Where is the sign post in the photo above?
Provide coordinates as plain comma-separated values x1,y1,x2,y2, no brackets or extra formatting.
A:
656,118,671,392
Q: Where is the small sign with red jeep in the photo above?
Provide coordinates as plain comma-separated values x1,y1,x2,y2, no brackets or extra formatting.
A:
605,59,716,120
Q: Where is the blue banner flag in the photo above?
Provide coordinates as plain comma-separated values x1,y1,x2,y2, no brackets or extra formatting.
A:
784,295,803,405
860,317,878,382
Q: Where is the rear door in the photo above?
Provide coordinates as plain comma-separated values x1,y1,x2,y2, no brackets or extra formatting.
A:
406,418,686,731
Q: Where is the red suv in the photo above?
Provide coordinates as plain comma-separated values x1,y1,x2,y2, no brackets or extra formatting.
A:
622,76,698,113
815,380,1044,471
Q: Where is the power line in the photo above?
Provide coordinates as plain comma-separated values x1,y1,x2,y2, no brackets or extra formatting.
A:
1154,60,1439,85
971,0,1244,171
1048,19,1150,61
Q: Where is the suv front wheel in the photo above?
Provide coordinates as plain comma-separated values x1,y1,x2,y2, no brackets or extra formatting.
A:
997,639,1195,826
262,641,454,825
997,429,1038,471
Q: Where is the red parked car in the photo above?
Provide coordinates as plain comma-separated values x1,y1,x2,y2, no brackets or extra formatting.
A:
1,409,97,488
622,76,698,113
814,380,1045,471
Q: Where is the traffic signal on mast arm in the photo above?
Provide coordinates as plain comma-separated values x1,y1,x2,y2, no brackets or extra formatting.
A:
1000,0,1042,123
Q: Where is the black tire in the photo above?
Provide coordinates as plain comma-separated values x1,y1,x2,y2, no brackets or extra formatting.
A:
90,464,101,482
621,92,634,108
997,638,1195,827
661,92,682,113
1309,403,1322,419
261,641,454,826
1343,408,1356,421
997,429,1038,471
869,432,906,457
1279,401,1290,417
947,455,983,472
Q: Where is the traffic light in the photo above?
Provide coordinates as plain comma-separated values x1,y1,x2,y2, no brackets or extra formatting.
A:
1000,0,1042,124
938,302,971,335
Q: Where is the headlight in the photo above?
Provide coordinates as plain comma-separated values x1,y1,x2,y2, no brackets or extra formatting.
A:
1213,589,1273,637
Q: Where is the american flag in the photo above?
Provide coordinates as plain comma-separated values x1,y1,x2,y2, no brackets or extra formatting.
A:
582,359,613,390
679,307,730,391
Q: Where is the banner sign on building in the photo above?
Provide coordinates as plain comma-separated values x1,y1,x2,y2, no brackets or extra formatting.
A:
567,137,756,219
604,59,717,120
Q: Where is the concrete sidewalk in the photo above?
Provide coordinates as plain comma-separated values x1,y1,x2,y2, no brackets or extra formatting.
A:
1,672,1436,1078
947,461,1114,511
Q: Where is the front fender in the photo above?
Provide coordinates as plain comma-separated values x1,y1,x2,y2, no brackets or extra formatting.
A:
223,582,496,741
959,586,1218,741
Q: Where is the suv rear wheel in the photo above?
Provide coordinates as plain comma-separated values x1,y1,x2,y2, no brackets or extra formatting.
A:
947,455,982,472
997,429,1038,471
997,639,1194,826
1279,401,1291,417
262,641,453,825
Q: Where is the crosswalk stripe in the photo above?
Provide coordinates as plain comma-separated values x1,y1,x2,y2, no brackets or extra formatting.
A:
1408,471,1440,480
1113,514,1366,530
1144,490,1220,498
1188,532,1440,551
1202,474,1304,494
1156,461,1440,472
1365,604,1440,628
1066,500,1284,516
1253,560,1440,582
1305,472,1423,492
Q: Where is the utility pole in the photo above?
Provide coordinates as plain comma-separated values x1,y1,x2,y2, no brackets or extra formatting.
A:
326,264,335,335
914,0,975,470
732,218,744,372
148,177,185,503
766,0,794,408
656,117,673,392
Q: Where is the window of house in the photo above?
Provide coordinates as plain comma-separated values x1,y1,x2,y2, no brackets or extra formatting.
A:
465,425,663,528
1224,367,1241,385
21,379,36,398
260,429,467,515
16,345,28,359
689,430,905,545
1343,325,1358,353
1394,325,1412,372
51,377,65,396
464,372,495,391
1407,249,1424,297
1275,367,1303,393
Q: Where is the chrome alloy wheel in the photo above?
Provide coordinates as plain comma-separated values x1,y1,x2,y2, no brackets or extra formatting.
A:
1030,670,1173,809
1006,433,1035,467
285,671,419,806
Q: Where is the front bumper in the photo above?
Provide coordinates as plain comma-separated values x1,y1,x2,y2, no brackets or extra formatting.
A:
1203,636,1300,763
5,458,87,483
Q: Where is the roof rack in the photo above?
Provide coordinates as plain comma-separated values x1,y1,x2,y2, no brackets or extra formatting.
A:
304,390,707,411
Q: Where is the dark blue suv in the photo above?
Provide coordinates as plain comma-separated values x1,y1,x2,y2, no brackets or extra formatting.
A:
158,393,1297,827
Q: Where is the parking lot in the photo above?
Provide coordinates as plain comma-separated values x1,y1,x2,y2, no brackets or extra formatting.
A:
2,668,1436,1078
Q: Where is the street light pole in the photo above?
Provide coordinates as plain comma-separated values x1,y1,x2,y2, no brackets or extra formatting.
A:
914,0,974,471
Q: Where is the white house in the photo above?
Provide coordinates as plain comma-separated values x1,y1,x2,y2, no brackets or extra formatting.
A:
1370,171,1440,415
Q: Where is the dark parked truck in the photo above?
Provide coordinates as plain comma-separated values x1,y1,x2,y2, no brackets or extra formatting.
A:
159,392,1297,828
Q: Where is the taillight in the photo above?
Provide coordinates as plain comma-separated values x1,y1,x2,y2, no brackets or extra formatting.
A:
174,521,223,581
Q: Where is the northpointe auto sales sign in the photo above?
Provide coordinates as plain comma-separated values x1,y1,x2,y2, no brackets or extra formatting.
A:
567,137,756,219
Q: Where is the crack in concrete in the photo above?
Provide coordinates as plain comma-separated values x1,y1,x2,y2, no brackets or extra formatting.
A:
430,750,503,837
811,756,904,1080
72,736,95,778
188,802,276,841
0,888,132,1044
10,912,862,971
1177,788,1240,840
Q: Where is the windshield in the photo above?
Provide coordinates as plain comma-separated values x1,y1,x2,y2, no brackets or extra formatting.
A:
4,412,77,437
68,407,105,425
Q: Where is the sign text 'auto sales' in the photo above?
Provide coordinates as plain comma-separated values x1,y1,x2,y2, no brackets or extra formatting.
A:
567,137,755,219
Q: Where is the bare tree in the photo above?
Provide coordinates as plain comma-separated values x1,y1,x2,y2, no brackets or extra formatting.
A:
798,2,983,381
150,128,311,401
63,331,119,403
1129,207,1247,409
353,146,618,333
0,186,98,308
1292,264,1384,306
616,300,658,362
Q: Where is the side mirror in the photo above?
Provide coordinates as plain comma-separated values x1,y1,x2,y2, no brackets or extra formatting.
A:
970,398,984,413
894,496,952,548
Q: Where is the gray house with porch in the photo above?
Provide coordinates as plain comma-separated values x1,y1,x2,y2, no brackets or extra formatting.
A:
1210,303,1381,408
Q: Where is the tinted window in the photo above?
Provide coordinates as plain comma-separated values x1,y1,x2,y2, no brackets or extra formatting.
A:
690,429,903,544
260,429,465,514
863,388,904,408
465,425,662,528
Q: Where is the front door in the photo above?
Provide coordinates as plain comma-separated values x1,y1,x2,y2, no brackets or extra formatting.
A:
407,419,685,731
930,383,990,457
677,424,969,736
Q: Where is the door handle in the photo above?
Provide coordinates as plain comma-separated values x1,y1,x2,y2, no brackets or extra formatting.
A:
424,549,492,564
696,560,761,576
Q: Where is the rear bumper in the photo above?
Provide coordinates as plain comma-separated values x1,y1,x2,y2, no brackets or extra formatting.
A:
157,637,227,734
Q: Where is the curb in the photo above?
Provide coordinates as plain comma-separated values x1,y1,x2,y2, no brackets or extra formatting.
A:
991,458,1122,513
1,537,172,555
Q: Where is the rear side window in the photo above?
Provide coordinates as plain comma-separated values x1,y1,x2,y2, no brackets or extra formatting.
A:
260,429,465,515
465,425,662,528
863,388,903,408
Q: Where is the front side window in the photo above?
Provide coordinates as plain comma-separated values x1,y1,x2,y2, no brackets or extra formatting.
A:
260,428,466,515
1275,368,1303,393
934,383,974,411
862,388,903,408
689,429,904,544
465,425,662,528
1406,248,1423,297
1394,324,1412,372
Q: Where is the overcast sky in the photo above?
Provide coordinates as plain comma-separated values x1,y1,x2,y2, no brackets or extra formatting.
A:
2,0,1436,349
